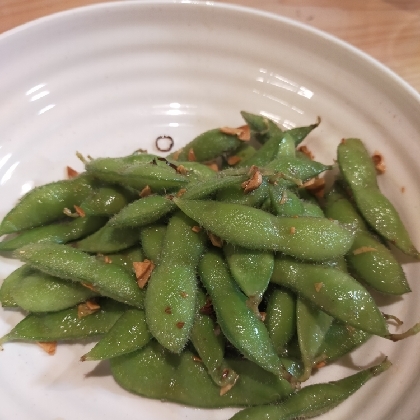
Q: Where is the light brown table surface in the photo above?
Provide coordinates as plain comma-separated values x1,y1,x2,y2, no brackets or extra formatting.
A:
1,0,420,93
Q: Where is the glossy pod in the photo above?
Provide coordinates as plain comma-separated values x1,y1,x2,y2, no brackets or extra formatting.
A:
95,246,144,273
145,211,207,353
0,264,34,307
174,199,355,261
324,186,410,295
0,298,127,343
337,138,419,258
139,223,166,263
0,216,107,252
0,175,93,236
270,255,388,337
229,359,391,420
16,243,145,308
81,308,151,361
199,250,288,379
11,270,97,312
110,340,293,408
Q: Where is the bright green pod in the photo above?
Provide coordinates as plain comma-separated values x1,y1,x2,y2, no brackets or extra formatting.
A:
169,161,218,180
199,250,289,379
269,185,305,217
169,128,242,162
240,111,275,143
79,185,136,216
190,288,239,390
81,308,151,361
16,243,145,308
337,138,419,258
110,340,293,408
0,216,107,252
0,264,34,307
75,224,140,254
316,320,371,364
0,175,93,236
296,298,333,382
145,211,207,353
223,242,273,306
324,187,410,295
139,224,166,264
11,270,97,312
264,287,296,354
0,298,127,344
174,199,355,261
216,179,270,207
271,255,388,337
229,358,391,420
286,117,321,146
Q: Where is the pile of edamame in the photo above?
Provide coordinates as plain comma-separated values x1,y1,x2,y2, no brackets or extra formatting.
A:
0,111,419,419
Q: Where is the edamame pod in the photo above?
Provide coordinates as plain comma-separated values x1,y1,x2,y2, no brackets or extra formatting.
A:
81,308,151,361
337,138,419,258
199,250,289,379
110,340,293,408
0,264,34,307
145,211,207,353
139,223,166,263
16,243,145,308
174,199,355,261
229,358,391,419
0,298,127,343
271,255,388,337
0,175,93,235
95,246,144,273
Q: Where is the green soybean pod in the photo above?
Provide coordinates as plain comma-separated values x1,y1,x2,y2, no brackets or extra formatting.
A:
169,128,242,162
316,320,371,364
271,255,388,337
16,243,145,308
173,198,355,261
190,288,239,390
215,179,270,207
223,242,273,309
337,138,419,258
199,250,289,379
110,340,293,408
324,186,410,295
0,175,93,236
145,211,207,353
11,270,97,312
139,223,167,264
0,298,127,344
75,224,140,254
296,297,333,382
96,246,144,273
229,358,391,420
0,264,34,307
264,286,296,354
81,308,151,361
0,216,107,252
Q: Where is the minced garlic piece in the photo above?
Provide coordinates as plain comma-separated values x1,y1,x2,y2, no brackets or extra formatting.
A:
133,260,155,289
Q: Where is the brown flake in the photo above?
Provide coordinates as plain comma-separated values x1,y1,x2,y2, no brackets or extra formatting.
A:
176,188,187,198
37,341,57,355
140,185,152,198
297,145,314,160
78,299,101,318
259,312,266,322
180,291,189,298
314,282,324,292
220,124,251,141
372,151,386,174
176,164,188,175
193,355,203,363
66,166,79,179
205,162,219,172
191,225,202,233
226,155,242,166
290,226,296,234
133,259,155,289
315,361,327,369
302,177,325,198
74,205,86,217
241,169,263,193
81,282,97,292
104,255,112,264
164,306,172,314
176,321,185,329
208,232,223,248
187,148,197,162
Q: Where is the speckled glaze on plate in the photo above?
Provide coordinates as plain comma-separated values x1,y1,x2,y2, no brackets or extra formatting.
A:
1,1,420,419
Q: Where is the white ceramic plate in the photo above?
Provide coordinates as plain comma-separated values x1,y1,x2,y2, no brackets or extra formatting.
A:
1,1,420,419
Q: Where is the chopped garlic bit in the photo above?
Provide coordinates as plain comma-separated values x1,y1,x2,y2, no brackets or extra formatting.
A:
78,299,100,318
133,259,155,288
297,145,314,160
208,232,223,248
226,155,241,166
176,164,188,175
302,177,325,198
188,148,197,162
290,226,296,234
314,282,324,292
353,246,377,255
37,341,57,355
176,188,187,198
205,162,219,172
220,124,250,141
66,166,79,179
241,169,263,193
81,282,97,292
372,151,386,174
140,185,152,198
191,225,202,233
74,205,86,217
